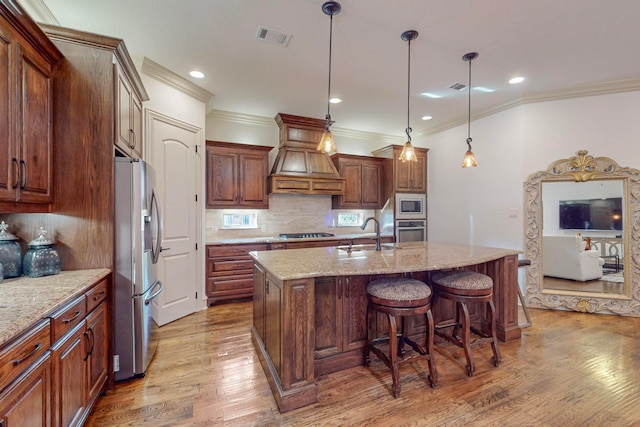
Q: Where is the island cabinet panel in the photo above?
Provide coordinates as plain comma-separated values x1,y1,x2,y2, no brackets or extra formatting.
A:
206,141,271,209
252,269,317,413
331,154,386,209
314,276,369,376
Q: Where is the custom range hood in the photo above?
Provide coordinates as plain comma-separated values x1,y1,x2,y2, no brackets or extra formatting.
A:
269,113,345,195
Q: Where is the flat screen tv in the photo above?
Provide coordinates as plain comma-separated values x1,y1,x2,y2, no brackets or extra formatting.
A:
559,197,623,231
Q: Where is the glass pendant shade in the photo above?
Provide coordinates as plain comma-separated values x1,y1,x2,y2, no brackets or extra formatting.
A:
462,149,478,168
399,141,417,163
317,129,338,154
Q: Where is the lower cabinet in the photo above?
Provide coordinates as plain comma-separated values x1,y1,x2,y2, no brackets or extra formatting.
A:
0,276,109,427
51,301,108,427
0,353,51,427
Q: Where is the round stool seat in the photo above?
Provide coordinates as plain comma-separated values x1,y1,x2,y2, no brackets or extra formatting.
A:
431,271,493,296
367,277,432,308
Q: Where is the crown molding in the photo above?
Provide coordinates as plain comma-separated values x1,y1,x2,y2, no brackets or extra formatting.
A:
16,0,59,24
141,57,214,103
207,110,403,145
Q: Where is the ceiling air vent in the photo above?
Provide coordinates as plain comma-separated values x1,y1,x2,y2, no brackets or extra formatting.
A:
449,82,467,91
256,26,292,47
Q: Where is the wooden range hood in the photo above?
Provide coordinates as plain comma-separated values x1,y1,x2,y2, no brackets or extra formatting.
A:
269,113,345,195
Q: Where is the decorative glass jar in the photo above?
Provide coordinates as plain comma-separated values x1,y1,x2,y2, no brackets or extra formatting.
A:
0,221,23,278
23,227,61,278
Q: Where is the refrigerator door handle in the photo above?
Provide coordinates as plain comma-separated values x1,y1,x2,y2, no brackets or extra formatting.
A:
150,188,163,264
144,280,164,306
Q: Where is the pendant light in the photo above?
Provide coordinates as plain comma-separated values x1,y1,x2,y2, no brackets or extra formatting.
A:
462,52,478,168
399,30,419,163
317,1,341,155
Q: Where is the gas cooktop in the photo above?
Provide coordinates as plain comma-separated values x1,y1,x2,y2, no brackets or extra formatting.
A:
279,232,335,240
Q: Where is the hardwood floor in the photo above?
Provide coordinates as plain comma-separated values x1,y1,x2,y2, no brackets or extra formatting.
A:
86,301,640,426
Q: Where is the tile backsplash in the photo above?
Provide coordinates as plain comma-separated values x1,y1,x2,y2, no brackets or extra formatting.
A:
206,194,380,241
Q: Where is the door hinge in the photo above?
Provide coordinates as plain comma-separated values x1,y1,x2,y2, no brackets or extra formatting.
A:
195,243,198,250
195,145,199,153
195,194,198,202
196,292,198,299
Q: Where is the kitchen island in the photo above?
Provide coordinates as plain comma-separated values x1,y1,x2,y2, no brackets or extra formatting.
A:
250,241,520,412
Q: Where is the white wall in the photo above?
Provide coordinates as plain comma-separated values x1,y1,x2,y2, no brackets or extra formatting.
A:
425,90,640,252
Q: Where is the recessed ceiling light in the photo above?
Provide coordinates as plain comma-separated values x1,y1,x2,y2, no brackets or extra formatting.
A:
329,97,342,104
421,115,433,121
509,76,525,84
421,92,442,99
190,71,205,79
474,86,495,93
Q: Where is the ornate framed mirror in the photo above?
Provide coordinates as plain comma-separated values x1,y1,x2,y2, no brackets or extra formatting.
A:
524,150,640,315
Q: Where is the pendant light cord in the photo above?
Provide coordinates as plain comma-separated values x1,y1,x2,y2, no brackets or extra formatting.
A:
467,57,472,149
326,12,334,125
406,37,412,142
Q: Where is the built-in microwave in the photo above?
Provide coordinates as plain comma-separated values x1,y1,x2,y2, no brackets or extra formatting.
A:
395,193,426,219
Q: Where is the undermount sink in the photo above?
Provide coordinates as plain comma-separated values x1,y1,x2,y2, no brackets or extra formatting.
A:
338,244,395,253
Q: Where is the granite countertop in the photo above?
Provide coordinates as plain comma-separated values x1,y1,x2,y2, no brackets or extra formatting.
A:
206,233,393,245
249,241,520,280
0,268,111,347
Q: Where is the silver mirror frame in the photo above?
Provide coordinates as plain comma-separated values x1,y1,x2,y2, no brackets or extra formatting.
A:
524,150,640,315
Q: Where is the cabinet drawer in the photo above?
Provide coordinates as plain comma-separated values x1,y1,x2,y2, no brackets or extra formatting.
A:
207,275,254,292
86,278,108,313
210,258,253,273
50,296,87,342
207,244,266,258
0,319,51,392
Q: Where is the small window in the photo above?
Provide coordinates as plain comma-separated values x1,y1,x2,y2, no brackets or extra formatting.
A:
337,213,362,227
222,213,258,229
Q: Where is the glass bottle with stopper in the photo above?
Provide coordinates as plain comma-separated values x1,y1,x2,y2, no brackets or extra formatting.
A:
0,220,22,279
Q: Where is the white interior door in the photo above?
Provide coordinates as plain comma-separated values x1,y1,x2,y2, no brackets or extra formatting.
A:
146,110,201,326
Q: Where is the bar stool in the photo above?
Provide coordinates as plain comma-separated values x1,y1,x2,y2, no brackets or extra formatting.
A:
431,270,501,377
364,277,437,398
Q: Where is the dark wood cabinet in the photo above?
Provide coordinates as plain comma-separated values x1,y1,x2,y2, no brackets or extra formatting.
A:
116,68,144,158
49,277,109,427
373,144,428,193
331,154,385,209
0,2,61,211
314,275,369,376
206,243,267,305
206,141,271,209
0,352,51,427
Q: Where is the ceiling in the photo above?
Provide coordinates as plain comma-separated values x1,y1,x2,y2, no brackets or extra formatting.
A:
25,0,640,138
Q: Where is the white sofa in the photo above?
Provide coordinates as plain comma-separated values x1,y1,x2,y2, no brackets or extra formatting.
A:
543,235,604,281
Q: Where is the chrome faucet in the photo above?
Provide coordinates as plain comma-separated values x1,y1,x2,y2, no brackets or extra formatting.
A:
361,217,381,251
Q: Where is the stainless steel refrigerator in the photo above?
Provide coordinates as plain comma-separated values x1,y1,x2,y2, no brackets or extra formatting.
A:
114,157,164,381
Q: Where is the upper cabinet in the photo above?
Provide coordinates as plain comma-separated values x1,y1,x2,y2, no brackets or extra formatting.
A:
373,145,428,194
0,2,62,211
206,141,272,209
331,154,385,209
116,66,144,158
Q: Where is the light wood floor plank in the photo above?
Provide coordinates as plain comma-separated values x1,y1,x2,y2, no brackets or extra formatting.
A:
85,301,640,426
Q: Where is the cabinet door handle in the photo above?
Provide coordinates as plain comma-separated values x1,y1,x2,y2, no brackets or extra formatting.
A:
62,310,82,324
12,343,41,366
83,331,91,361
19,160,27,190
265,279,269,295
11,158,19,189
93,291,106,301
129,129,136,149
